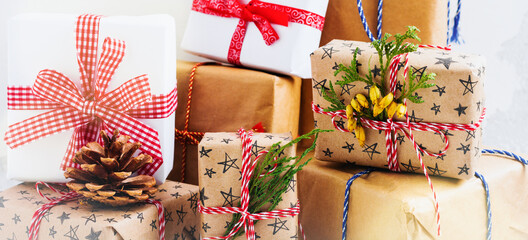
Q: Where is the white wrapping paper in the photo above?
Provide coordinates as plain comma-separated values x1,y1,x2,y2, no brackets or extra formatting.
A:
6,14,176,183
181,0,328,78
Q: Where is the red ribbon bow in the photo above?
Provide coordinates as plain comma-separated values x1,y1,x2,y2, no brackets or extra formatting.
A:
5,14,177,176
192,0,325,65
198,128,300,240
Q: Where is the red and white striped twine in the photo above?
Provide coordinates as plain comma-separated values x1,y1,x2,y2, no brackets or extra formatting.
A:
313,44,484,236
28,182,166,240
198,128,301,240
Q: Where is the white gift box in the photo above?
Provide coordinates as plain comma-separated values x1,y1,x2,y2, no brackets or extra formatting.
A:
181,0,328,78
6,14,176,183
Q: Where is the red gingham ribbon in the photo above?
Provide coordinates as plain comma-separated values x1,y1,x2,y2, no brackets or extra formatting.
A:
4,14,177,176
198,128,300,240
313,44,485,236
28,182,166,240
192,0,325,65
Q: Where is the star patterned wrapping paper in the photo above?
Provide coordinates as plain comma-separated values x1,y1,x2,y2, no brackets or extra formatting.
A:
0,181,199,240
311,40,486,179
198,132,300,239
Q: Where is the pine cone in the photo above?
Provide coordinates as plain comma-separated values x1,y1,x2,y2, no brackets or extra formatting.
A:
65,130,157,206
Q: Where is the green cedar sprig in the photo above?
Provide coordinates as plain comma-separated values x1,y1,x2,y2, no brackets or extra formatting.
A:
323,26,436,111
224,128,331,238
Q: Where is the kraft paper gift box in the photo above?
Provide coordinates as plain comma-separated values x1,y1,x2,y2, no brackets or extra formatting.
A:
320,0,448,46
181,0,329,78
301,0,449,146
298,153,528,239
168,61,301,185
6,14,176,183
198,132,299,239
311,40,485,179
0,180,200,240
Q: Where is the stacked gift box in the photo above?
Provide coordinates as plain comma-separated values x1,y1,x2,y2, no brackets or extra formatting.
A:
2,0,528,239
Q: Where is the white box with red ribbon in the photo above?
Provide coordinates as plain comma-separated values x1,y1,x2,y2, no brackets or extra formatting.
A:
181,0,328,78
5,14,177,183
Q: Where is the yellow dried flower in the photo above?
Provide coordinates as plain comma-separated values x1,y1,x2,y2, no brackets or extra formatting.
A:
369,85,381,104
346,105,353,119
347,118,357,132
350,99,362,112
387,101,398,119
379,92,394,109
355,94,369,108
396,104,407,118
355,125,366,147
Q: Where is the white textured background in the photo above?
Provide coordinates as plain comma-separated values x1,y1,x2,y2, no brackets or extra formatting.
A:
0,0,527,190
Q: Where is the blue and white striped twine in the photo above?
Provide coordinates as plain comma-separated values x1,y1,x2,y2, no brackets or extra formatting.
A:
341,149,527,240
356,0,383,42
356,0,462,44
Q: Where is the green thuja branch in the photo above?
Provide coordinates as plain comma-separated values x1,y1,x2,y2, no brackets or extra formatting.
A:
224,129,331,238
322,81,347,112
322,26,435,114
399,71,436,103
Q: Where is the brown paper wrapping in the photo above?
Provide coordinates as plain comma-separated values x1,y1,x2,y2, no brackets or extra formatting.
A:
0,181,199,239
320,0,447,46
311,40,485,179
298,153,528,239
169,61,302,184
298,78,316,148
307,0,448,148
198,132,299,239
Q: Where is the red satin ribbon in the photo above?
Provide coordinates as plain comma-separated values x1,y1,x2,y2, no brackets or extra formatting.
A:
192,0,325,65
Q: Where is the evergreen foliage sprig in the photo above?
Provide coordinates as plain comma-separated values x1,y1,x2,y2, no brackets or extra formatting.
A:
224,128,331,238
323,26,436,111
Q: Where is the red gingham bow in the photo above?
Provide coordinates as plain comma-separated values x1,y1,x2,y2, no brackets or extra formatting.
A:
198,128,300,240
4,14,177,176
192,0,325,65
313,44,486,236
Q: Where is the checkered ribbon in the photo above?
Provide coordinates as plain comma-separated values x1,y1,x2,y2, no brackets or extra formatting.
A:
198,128,300,240
192,0,325,65
28,182,166,240
4,14,177,176
313,44,486,236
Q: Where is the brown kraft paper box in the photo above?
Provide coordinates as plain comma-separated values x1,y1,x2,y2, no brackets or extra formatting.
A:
0,181,200,239
311,40,485,179
169,61,301,184
320,0,448,46
298,153,528,239
302,0,449,148
198,132,299,239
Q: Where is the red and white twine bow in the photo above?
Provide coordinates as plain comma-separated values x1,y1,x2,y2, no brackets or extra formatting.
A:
198,128,300,240
4,14,177,176
313,44,486,236
192,0,325,65
28,182,166,240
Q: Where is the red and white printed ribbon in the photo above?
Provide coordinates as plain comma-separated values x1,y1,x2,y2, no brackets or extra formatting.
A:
28,182,166,240
191,0,325,65
4,14,177,176
313,44,485,236
198,128,301,240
